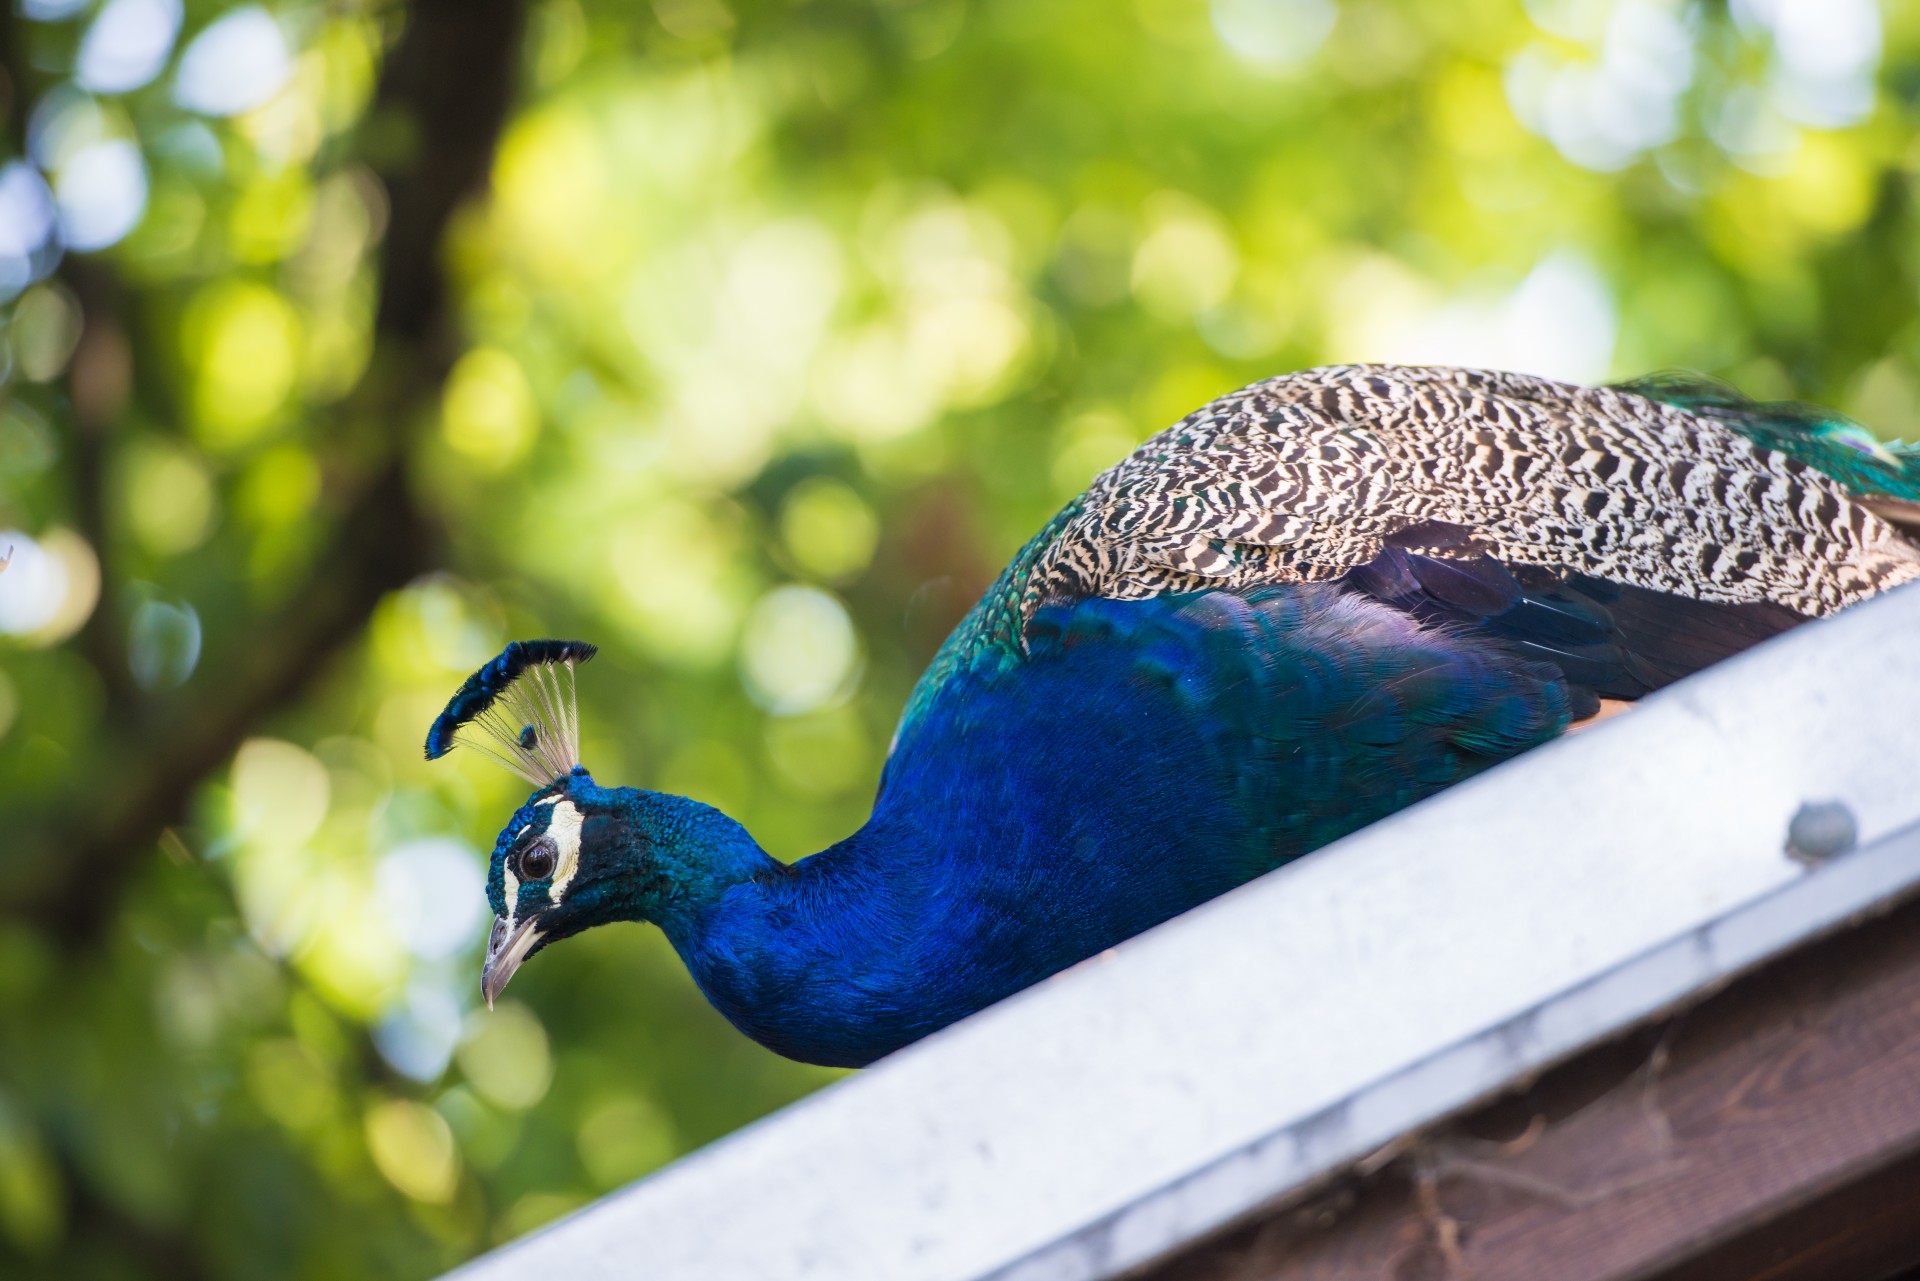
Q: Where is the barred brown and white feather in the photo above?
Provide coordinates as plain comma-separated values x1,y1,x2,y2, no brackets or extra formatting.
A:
1022,365,1920,623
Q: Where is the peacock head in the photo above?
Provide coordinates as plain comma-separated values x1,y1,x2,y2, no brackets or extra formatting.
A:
475,766,635,1008
422,639,623,1006
425,640,763,1007
479,770,776,1004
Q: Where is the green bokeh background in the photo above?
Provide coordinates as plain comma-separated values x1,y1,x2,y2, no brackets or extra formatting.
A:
2,0,1918,1275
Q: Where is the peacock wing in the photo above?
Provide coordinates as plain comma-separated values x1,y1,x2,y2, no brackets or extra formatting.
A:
1031,365,1920,617
898,365,1920,743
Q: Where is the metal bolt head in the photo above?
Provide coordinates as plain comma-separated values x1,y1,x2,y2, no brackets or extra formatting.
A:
1786,801,1857,866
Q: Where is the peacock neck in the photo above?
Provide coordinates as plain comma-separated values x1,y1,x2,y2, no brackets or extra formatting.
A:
652,813,970,1068
606,790,787,945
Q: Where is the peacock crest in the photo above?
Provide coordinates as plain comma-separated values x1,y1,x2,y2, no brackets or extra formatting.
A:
424,639,598,784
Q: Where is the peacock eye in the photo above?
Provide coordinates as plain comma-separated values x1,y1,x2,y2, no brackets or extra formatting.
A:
516,836,558,882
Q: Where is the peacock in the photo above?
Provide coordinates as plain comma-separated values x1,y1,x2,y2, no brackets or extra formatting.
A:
425,365,1920,1068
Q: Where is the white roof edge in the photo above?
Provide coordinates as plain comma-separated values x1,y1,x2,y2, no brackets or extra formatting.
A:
444,583,1920,1281
991,814,1920,1281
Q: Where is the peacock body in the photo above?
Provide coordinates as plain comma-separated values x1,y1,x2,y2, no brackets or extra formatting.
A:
429,365,1920,1068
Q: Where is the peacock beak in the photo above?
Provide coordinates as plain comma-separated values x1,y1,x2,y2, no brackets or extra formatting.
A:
481,914,543,1010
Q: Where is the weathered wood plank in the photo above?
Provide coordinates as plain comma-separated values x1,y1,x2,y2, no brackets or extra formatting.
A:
1655,1148,1920,1281
1146,894,1920,1281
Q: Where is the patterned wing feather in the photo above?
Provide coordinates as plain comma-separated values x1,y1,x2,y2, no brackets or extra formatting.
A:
901,365,1920,738
1029,366,1920,618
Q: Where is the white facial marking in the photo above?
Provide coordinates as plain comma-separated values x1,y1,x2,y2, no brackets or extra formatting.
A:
534,795,561,808
501,864,520,932
545,798,585,904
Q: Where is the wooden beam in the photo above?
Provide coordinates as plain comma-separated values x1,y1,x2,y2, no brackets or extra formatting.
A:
1144,893,1920,1281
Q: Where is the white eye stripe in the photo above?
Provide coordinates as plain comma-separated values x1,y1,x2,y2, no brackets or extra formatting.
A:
544,800,585,904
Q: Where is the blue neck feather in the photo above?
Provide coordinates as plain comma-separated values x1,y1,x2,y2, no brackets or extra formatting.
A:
595,585,1565,1067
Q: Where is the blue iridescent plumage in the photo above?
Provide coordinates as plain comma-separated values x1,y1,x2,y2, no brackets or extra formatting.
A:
430,365,1920,1067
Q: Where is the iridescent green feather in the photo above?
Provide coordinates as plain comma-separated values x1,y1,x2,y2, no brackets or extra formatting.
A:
896,498,1083,740
1616,371,1920,503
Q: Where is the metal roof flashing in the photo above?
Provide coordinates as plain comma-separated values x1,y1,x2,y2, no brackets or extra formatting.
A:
443,582,1920,1281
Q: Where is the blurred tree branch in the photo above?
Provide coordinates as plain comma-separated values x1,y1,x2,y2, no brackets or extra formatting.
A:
7,0,527,944
65,259,137,717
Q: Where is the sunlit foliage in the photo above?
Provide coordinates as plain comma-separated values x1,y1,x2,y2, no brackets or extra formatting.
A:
2,0,1919,1275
